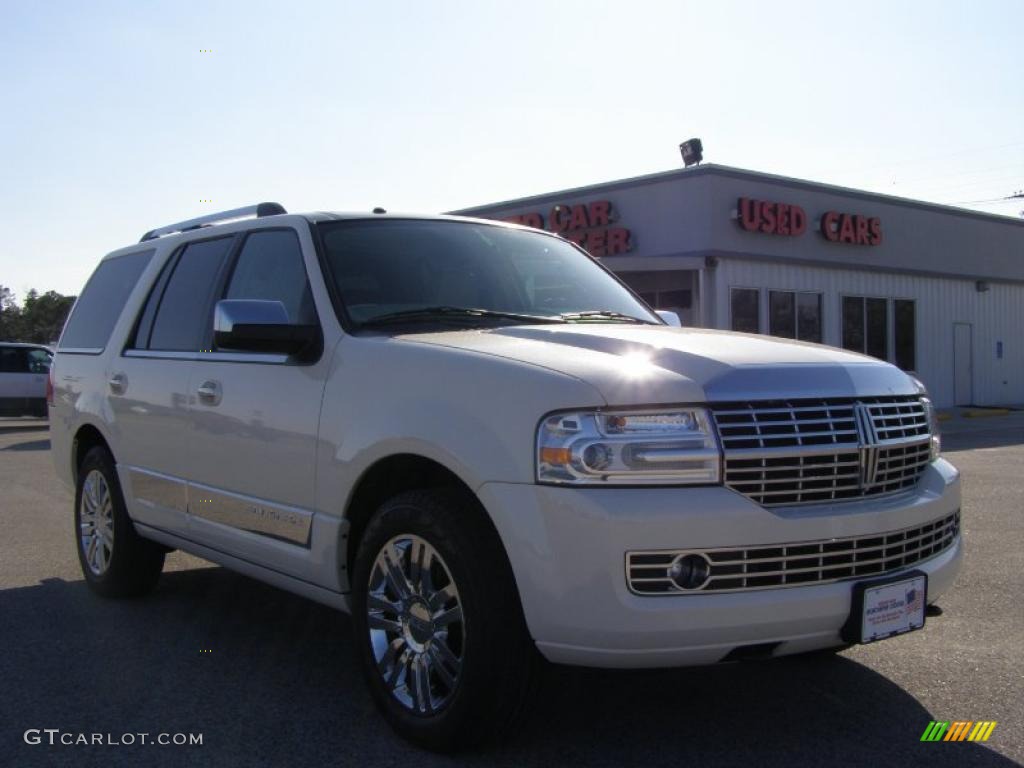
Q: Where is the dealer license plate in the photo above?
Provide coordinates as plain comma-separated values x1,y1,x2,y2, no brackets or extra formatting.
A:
845,572,927,644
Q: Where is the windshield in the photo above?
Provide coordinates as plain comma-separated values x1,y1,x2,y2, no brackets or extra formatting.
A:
317,219,660,328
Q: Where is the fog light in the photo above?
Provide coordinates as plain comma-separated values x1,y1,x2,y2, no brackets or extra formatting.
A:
668,554,711,590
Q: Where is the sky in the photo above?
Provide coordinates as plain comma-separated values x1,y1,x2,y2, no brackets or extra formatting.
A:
1,0,1022,297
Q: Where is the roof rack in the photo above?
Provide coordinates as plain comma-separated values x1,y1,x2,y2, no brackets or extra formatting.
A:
139,202,287,242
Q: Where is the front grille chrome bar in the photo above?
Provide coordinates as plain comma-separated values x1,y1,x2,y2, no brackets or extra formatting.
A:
711,396,932,506
626,510,959,595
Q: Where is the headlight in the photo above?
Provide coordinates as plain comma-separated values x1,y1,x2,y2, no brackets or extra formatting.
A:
536,408,721,485
910,376,942,460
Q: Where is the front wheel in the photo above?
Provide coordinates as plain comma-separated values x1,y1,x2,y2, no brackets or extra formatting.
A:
75,446,165,597
351,489,539,752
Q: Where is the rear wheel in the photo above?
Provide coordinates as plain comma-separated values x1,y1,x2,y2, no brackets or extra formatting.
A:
351,489,539,752
75,447,165,597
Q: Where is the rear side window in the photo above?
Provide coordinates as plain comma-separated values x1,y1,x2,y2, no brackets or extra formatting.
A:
59,250,153,351
148,237,234,351
224,230,317,324
27,348,52,373
0,347,28,373
129,255,176,350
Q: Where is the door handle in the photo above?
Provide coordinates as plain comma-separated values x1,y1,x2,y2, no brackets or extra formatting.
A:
196,380,222,406
108,372,127,395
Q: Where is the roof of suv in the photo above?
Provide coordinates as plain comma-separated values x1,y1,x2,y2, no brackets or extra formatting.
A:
0,342,53,351
103,204,521,263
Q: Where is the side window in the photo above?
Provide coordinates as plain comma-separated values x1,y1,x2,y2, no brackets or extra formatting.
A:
0,347,28,373
27,349,52,374
59,250,153,351
223,230,317,325
149,238,234,352
129,255,177,350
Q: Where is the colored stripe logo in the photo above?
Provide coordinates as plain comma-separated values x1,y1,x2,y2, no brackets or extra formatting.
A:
921,721,997,742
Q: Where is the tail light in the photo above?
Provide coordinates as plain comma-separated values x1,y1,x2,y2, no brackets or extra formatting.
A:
46,362,55,407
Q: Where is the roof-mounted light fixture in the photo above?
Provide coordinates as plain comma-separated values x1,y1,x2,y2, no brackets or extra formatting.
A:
679,138,703,167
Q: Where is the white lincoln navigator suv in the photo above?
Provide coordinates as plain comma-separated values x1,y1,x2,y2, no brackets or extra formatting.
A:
50,203,962,750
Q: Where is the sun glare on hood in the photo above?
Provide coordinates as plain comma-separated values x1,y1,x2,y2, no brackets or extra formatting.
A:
619,351,658,378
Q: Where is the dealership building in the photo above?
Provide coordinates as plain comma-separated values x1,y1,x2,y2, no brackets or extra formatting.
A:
455,164,1024,409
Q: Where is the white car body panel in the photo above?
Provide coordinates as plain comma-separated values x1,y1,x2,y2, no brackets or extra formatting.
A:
49,211,963,669
0,370,46,398
0,344,52,414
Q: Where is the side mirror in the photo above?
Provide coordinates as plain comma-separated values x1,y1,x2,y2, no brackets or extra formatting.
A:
656,310,682,327
213,300,317,355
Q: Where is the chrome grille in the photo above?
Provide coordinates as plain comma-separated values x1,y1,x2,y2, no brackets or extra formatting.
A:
712,396,931,506
627,510,959,595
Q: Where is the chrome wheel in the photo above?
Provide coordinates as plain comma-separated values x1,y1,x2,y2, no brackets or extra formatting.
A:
80,469,114,576
366,535,464,714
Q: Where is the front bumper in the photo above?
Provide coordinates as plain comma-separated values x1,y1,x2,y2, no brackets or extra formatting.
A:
478,458,962,668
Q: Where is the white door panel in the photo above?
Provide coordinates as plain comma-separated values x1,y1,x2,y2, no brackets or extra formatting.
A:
108,357,194,534
179,226,329,580
184,359,327,575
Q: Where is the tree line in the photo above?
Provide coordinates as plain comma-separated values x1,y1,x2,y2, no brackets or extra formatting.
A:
0,285,76,345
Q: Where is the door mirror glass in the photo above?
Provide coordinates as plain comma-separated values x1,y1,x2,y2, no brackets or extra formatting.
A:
213,300,317,355
656,310,682,327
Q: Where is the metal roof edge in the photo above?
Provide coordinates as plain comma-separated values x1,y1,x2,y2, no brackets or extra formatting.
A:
452,163,1024,229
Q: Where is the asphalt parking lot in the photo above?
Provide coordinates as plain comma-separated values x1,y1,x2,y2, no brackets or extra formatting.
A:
0,416,1021,767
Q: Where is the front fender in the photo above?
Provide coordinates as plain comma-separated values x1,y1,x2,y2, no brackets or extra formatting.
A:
314,335,605,520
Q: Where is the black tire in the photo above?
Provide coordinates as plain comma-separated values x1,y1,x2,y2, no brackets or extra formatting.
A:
351,488,540,752
74,446,165,598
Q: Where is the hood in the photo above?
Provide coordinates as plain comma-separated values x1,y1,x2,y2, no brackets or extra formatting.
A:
397,324,917,405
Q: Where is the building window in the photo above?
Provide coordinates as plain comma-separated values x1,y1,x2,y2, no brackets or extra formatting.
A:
656,289,692,310
769,290,822,342
894,299,916,371
618,271,694,325
842,295,888,361
768,291,795,338
637,288,691,311
797,292,823,343
731,288,760,333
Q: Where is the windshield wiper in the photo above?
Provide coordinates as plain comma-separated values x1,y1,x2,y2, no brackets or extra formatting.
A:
360,306,566,327
559,310,655,324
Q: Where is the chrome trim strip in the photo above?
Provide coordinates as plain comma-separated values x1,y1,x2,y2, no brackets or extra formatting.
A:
854,403,879,487
721,444,860,461
56,347,103,355
133,523,347,611
187,482,313,547
626,510,960,595
123,350,289,364
127,467,188,513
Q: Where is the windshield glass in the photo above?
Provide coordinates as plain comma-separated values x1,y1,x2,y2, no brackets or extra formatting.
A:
317,219,660,327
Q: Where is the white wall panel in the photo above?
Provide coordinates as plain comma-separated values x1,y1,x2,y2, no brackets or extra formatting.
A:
711,259,1024,408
